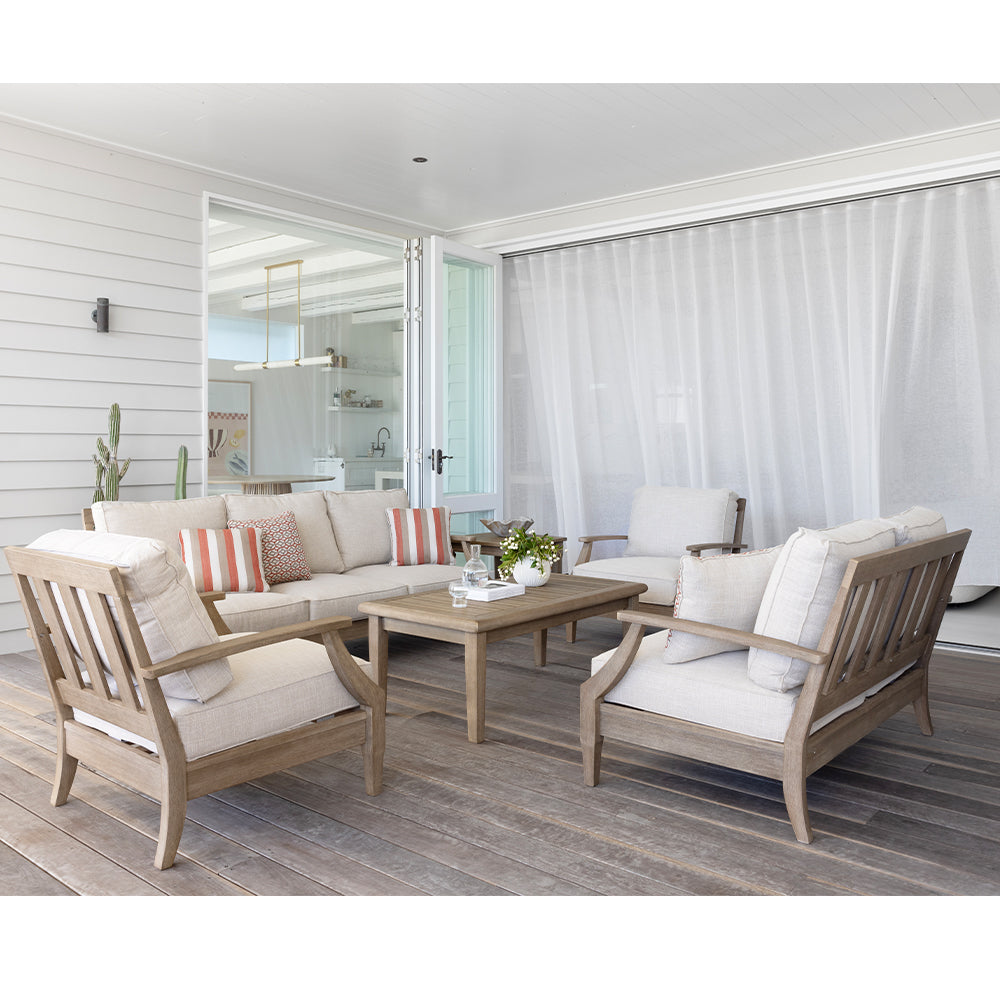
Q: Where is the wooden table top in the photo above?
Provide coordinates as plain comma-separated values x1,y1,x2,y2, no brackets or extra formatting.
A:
358,574,646,634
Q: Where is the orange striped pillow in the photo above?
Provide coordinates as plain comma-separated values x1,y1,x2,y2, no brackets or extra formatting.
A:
386,507,454,566
178,527,269,593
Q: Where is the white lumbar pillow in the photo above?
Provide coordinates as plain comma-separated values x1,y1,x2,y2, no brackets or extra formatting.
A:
747,518,898,693
664,546,782,663
882,506,946,545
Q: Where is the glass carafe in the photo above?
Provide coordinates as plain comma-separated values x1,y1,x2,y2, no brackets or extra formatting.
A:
462,544,489,589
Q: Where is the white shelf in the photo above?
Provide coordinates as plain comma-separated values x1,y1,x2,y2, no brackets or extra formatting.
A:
328,405,395,413
322,367,401,377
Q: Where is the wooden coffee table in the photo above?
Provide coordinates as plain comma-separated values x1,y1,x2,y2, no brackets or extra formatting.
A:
358,574,646,743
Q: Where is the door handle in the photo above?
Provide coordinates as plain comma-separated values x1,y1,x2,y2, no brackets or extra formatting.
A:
431,448,453,475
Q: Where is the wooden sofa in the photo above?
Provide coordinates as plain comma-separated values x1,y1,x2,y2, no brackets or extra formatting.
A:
581,516,970,843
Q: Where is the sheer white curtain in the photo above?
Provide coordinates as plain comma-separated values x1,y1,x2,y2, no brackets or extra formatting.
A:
503,177,1000,584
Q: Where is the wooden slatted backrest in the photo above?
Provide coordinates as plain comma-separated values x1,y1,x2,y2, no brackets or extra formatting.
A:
5,546,157,742
804,529,970,721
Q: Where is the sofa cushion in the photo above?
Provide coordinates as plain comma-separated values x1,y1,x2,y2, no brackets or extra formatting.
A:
91,496,228,555
270,574,409,621
178,527,268,594
624,487,740,558
27,530,232,702
215,591,311,633
227,510,311,585
664,546,782,663
748,518,897,693
344,563,463,595
387,506,455,566
573,556,680,606
325,488,409,570
224,491,345,574
78,636,363,761
883,506,946,545
593,631,908,743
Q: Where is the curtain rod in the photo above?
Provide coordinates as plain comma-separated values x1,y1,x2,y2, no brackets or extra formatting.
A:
500,169,1000,259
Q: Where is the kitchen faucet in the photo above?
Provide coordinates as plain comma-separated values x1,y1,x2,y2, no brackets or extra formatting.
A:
371,426,391,458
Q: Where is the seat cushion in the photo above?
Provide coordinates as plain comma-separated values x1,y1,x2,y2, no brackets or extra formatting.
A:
573,556,680,606
593,632,906,743
224,491,345,574
344,562,463,595
78,635,364,761
664,546,782,663
624,487,739,558
27,530,232,702
91,496,228,556
270,573,409,620
325,488,409,570
215,591,311,633
748,518,897,692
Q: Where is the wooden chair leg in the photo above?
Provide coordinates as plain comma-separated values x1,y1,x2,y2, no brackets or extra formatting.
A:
782,768,814,844
580,695,602,786
154,789,187,870
913,692,934,736
50,728,79,807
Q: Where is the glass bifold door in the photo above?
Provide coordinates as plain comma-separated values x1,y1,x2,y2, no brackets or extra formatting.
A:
206,203,501,527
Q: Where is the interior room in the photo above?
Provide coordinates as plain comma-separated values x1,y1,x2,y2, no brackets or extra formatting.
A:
1,70,999,926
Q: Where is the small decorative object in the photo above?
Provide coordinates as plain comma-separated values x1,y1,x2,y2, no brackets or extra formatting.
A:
461,543,490,589
175,445,188,500
92,402,131,503
481,516,534,538
498,528,559,587
448,581,469,608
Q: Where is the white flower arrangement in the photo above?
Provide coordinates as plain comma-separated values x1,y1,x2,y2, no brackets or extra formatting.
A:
498,528,560,579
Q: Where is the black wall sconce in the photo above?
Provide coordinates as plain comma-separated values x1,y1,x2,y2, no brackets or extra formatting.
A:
91,297,109,332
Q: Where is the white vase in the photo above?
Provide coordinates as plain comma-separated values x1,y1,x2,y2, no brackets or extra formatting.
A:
512,557,551,587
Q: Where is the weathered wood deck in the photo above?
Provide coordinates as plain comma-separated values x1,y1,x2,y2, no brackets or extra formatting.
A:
1,618,998,896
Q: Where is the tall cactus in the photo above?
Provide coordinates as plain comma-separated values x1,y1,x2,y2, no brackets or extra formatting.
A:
175,445,189,500
92,403,131,503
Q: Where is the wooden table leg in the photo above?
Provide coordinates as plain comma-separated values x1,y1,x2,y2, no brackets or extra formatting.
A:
368,615,388,688
464,633,488,743
534,628,548,666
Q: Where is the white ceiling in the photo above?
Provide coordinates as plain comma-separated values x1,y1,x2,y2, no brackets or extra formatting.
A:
2,82,1000,234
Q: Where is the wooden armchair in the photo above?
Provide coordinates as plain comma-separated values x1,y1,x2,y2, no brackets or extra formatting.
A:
6,532,385,870
581,528,970,843
569,486,747,641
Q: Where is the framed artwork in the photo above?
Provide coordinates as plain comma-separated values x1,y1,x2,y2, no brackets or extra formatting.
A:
207,380,251,477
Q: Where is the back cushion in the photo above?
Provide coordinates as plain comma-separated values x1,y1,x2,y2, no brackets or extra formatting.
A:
224,491,345,574
883,506,946,545
624,487,740,557
91,496,228,556
747,518,897,692
325,488,409,569
27,530,232,702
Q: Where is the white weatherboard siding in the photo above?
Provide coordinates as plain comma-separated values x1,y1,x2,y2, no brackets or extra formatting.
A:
0,118,420,653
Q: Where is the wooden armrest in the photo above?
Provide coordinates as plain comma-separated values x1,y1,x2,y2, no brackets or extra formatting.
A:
199,591,226,605
575,534,628,567
686,541,749,555
139,615,355,680
616,609,827,665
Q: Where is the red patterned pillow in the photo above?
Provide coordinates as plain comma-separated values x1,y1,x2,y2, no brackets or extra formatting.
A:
386,507,454,566
178,527,268,594
227,510,311,584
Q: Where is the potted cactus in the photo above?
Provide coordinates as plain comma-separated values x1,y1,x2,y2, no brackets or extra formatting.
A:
92,403,131,503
